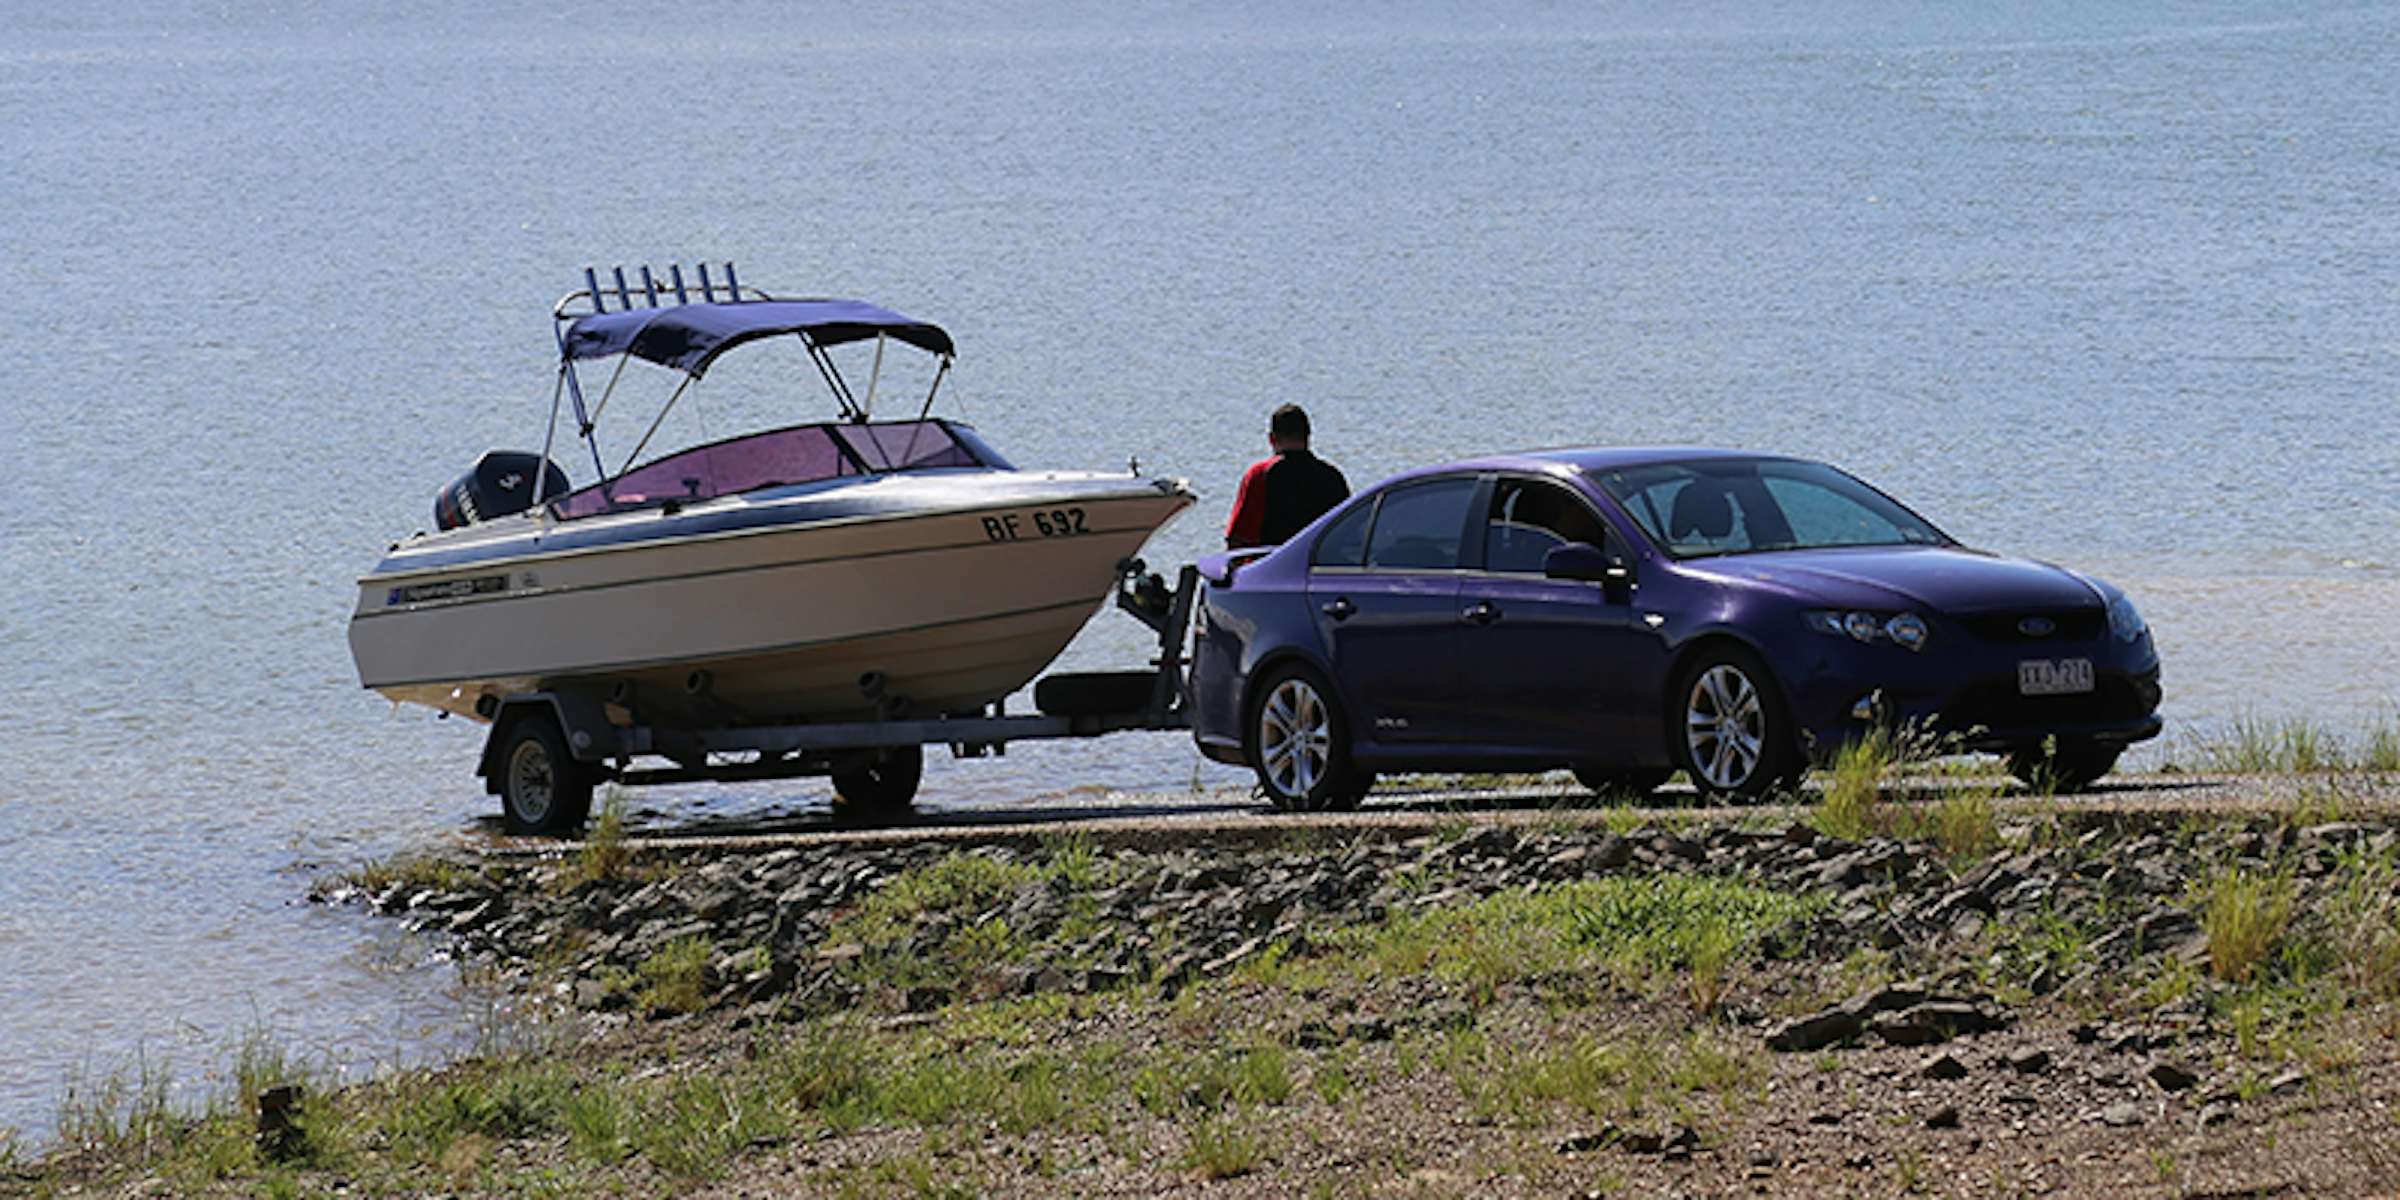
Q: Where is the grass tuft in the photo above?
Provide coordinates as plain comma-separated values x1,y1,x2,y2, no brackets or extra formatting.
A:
55,1049,178,1157
348,855,479,896
1815,728,1899,841
2325,853,2400,1001
1922,789,2000,861
2195,712,2400,774
2201,868,2296,983
635,934,713,1015
558,789,633,889
1181,1113,1265,1179
2369,714,2400,773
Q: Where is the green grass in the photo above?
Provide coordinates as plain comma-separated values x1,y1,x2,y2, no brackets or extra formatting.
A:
1345,874,1823,1006
1980,905,2097,999
558,789,633,889
2370,716,2400,773
2324,850,2400,1001
1436,1026,1760,1127
2195,712,2400,774
1133,1043,1296,1115
818,842,1148,995
347,854,482,897
1915,788,2001,861
1814,729,1896,841
1182,1112,1266,1179
2201,868,2297,983
39,1027,358,1189
635,934,714,1015
55,1049,179,1158
1809,727,2007,861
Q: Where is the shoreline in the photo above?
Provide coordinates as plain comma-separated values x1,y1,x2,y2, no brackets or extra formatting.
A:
15,770,2400,1196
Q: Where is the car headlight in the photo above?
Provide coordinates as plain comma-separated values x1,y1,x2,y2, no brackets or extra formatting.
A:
2106,592,2147,642
1804,610,1930,651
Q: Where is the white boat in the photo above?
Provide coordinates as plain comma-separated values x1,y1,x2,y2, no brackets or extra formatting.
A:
348,266,1194,737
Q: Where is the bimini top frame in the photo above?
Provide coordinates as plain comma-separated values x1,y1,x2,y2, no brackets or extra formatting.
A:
540,262,957,511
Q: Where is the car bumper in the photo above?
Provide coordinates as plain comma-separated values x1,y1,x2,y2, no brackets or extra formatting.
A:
1784,641,2162,757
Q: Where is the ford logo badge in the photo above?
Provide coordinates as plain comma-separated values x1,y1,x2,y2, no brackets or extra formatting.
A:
2018,617,2056,637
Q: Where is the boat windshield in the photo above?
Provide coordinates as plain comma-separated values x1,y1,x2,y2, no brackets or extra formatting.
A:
550,420,999,520
1589,457,1951,558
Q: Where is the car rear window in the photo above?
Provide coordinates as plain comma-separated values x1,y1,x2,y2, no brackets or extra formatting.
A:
1312,501,1373,567
1364,478,1477,570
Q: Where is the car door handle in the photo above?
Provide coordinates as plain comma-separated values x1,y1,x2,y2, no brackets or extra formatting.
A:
1463,600,1501,625
1321,597,1356,621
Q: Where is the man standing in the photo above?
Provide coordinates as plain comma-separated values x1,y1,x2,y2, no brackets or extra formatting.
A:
1224,403,1350,549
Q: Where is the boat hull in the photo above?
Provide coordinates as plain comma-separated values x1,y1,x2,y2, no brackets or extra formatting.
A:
350,473,1192,725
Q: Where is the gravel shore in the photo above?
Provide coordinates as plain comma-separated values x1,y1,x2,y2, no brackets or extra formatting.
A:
22,772,2400,1197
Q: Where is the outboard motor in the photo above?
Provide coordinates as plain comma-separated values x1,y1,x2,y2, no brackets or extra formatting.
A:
434,452,570,531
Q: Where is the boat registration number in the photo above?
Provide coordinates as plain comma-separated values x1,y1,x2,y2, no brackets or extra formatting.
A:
2018,657,2095,696
982,507,1090,542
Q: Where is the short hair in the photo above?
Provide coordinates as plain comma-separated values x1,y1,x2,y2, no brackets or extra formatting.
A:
1269,404,1311,440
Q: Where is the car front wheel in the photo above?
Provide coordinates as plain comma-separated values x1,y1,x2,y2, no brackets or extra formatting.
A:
1672,647,1802,801
1248,664,1368,812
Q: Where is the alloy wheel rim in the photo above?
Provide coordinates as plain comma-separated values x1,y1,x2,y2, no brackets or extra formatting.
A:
1259,678,1332,800
508,740,554,823
1686,665,1765,789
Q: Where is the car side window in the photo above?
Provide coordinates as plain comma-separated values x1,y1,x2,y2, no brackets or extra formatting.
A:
1484,478,1609,573
1363,478,1477,570
1311,499,1374,567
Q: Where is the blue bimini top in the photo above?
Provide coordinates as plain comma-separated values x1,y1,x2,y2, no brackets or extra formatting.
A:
559,299,954,378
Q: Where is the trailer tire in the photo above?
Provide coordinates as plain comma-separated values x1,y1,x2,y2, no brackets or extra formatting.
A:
496,714,593,836
832,744,923,823
1035,671,1158,717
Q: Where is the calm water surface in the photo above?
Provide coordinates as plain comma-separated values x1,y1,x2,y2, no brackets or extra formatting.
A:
3,1,2396,1142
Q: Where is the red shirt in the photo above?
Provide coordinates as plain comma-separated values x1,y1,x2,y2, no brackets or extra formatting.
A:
1225,448,1350,548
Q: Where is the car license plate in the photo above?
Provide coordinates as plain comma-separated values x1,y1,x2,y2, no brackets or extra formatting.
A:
2018,658,2095,696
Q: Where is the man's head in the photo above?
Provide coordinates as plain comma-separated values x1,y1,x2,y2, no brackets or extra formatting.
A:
1269,403,1312,451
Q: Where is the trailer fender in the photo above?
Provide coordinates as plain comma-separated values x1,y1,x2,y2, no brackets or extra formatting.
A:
477,691,621,789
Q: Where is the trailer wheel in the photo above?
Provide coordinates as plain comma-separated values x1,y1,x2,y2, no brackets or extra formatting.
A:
497,714,593,836
832,744,923,823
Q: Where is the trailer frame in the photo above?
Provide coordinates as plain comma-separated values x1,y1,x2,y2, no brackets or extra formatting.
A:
474,561,1201,832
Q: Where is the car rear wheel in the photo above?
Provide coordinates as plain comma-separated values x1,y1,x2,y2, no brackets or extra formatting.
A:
1248,664,1369,812
1672,647,1802,801
2008,740,2120,794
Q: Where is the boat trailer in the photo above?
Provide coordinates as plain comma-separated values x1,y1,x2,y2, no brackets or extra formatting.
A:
475,560,1201,833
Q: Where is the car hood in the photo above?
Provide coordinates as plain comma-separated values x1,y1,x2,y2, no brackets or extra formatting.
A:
1687,545,2099,613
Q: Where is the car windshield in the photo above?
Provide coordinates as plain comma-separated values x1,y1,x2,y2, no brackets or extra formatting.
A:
1588,457,1951,558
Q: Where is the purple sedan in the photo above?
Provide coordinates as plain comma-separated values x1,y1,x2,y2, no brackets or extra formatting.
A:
1188,448,2162,809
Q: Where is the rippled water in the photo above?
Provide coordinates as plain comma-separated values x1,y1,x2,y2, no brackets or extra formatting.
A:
4,0,2396,1143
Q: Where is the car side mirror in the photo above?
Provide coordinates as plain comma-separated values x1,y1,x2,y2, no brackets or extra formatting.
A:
1545,542,1634,601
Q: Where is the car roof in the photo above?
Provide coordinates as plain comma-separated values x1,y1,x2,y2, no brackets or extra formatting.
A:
1403,446,1802,478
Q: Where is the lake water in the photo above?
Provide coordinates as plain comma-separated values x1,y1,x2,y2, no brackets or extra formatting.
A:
3,0,2395,1144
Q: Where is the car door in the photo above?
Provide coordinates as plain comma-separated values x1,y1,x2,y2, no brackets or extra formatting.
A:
1306,476,1478,745
1455,475,1653,754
